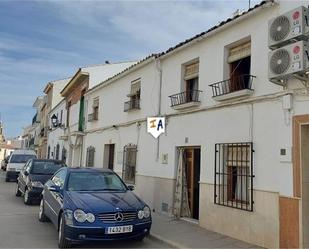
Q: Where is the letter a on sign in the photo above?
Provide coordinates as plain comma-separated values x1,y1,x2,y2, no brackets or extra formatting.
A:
147,117,165,138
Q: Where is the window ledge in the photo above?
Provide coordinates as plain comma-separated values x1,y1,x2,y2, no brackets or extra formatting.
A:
124,107,140,112
213,89,254,102
172,101,201,110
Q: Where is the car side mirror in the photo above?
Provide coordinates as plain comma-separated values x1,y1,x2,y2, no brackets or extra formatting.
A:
48,185,60,192
127,185,134,191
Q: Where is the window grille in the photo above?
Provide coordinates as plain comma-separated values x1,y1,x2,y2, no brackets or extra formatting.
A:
86,146,95,167
214,142,254,211
61,147,67,163
55,144,60,160
47,146,50,159
122,145,137,184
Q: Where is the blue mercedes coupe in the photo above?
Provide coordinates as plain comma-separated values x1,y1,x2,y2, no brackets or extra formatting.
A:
38,167,151,248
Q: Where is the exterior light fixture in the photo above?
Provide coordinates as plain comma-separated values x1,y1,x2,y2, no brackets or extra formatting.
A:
51,114,58,127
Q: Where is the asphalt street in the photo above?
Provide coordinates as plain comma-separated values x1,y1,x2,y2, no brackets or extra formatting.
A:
0,171,169,248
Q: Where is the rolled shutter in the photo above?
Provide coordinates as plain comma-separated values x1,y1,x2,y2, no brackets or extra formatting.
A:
228,42,251,63
92,98,99,108
184,62,199,80
128,80,141,97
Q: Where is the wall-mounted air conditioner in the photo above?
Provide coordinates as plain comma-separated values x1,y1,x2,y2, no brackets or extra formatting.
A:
268,40,309,84
268,6,309,49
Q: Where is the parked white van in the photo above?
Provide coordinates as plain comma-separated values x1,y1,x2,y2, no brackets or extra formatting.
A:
6,150,37,182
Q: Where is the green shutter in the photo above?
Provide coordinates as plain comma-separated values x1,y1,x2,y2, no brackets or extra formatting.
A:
78,96,85,131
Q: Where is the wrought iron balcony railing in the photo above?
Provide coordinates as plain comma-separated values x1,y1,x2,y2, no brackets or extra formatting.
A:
124,99,140,112
209,75,256,98
169,90,202,107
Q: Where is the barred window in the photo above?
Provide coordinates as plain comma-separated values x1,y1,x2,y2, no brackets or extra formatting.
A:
214,142,254,211
122,145,137,184
61,147,67,163
47,146,51,159
55,144,60,160
86,146,95,167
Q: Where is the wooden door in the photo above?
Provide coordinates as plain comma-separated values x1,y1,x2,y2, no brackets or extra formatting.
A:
185,148,194,216
108,144,115,170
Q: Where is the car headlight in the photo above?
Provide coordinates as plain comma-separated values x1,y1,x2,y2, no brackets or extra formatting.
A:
73,209,95,223
31,181,43,188
86,213,95,223
138,210,144,219
74,209,86,222
143,206,151,218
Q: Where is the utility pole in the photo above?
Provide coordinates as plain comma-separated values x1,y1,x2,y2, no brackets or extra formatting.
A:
249,0,251,9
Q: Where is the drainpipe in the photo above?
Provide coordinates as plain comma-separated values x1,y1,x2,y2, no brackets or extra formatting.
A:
155,57,163,161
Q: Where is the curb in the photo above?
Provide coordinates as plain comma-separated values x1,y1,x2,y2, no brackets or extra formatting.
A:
149,233,183,248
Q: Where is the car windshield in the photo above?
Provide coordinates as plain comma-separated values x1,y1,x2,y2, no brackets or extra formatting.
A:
67,172,127,192
10,154,36,163
31,161,65,175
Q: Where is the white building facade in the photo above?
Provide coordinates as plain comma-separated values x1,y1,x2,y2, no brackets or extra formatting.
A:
60,62,137,167
79,1,309,248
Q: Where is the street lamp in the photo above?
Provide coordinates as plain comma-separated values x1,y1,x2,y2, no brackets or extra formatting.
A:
51,114,58,127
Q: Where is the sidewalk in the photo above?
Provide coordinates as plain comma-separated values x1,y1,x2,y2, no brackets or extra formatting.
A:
150,213,262,249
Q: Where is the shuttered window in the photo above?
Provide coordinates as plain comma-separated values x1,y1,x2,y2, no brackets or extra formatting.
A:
228,42,251,63
93,98,99,120
86,146,95,167
93,98,99,108
128,79,141,97
184,62,199,80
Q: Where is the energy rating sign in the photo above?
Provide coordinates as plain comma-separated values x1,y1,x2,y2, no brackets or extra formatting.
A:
147,117,165,138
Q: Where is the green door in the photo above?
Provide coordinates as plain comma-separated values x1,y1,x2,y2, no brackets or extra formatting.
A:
78,96,84,131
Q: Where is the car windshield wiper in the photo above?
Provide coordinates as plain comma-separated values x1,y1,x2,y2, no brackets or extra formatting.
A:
92,188,123,191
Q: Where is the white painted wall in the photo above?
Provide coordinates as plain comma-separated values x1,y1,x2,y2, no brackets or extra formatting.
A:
51,78,71,110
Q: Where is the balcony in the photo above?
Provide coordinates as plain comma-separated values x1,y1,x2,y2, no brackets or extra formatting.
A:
124,99,140,112
209,75,256,101
169,90,202,110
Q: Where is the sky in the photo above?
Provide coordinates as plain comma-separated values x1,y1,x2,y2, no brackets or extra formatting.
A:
0,0,261,138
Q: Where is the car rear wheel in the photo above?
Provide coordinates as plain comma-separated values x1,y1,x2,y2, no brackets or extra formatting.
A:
15,184,21,197
38,199,49,222
58,214,71,248
23,189,31,205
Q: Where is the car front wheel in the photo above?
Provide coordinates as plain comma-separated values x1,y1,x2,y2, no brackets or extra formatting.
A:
58,214,71,248
38,199,49,222
15,184,21,197
23,189,31,205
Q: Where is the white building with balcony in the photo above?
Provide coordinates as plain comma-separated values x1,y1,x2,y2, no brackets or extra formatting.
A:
79,1,309,248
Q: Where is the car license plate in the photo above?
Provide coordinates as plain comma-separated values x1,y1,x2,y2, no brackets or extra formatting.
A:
106,225,133,234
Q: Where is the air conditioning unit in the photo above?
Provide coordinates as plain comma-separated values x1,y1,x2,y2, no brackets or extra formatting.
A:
268,40,309,84
268,6,309,49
